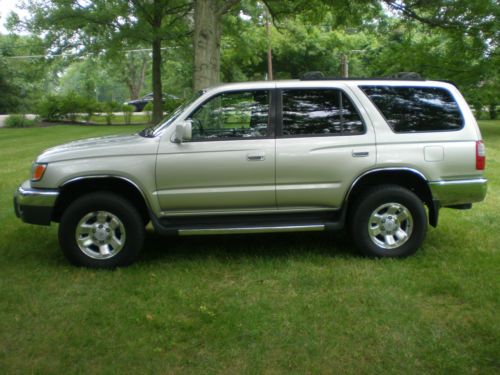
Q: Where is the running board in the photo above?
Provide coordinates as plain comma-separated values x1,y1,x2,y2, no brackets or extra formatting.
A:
178,224,325,236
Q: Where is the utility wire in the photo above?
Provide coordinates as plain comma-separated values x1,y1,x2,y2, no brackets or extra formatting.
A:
0,46,175,60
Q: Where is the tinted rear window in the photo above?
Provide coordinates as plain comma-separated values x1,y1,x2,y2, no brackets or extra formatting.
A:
282,89,365,136
359,86,463,132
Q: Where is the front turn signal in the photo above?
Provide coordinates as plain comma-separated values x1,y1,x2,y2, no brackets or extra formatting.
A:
31,163,47,182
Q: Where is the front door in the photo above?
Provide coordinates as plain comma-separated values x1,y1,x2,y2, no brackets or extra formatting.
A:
155,89,276,215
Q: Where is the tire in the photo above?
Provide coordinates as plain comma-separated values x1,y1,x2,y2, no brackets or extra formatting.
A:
58,192,144,268
349,185,427,258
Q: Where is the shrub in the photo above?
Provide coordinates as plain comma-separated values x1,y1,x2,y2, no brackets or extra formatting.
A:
59,94,82,122
81,98,99,123
122,104,135,125
36,94,100,123
102,101,121,125
37,95,64,121
4,114,36,128
144,102,153,123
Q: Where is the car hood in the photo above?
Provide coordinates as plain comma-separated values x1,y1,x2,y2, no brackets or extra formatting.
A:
37,133,159,163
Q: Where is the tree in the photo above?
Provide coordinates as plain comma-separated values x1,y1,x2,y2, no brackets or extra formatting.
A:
21,0,190,123
0,62,20,114
107,50,150,100
194,0,498,89
0,33,49,113
361,4,498,118
58,58,131,102
220,9,380,81
192,0,241,91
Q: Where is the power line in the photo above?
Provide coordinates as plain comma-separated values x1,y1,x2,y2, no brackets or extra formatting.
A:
0,46,176,60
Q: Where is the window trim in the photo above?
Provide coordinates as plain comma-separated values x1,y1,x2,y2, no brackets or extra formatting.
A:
359,85,465,134
276,87,367,138
183,88,275,142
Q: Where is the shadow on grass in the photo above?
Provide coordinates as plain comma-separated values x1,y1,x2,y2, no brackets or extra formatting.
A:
3,225,357,269
139,229,356,264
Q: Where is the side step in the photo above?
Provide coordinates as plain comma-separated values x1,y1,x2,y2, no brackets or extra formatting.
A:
178,224,325,236
150,211,346,236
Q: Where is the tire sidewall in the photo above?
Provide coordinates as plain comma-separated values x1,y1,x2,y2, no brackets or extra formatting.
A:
350,186,427,258
58,192,144,268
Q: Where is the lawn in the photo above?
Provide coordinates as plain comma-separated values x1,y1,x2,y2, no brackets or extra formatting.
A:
0,122,498,374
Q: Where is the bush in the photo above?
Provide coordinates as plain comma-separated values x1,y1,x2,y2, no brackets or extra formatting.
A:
36,94,100,123
144,102,153,123
37,95,64,121
122,104,135,125
81,98,99,123
102,101,121,125
4,114,36,128
59,94,88,122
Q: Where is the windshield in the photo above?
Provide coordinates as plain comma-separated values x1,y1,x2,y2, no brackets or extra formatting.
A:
139,90,205,137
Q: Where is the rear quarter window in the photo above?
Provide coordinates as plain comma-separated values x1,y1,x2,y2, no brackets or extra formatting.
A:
359,86,464,133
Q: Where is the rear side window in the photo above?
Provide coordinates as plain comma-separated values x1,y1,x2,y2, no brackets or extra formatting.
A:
281,89,365,136
360,86,464,132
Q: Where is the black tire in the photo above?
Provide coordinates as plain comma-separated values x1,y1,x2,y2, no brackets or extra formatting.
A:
349,185,427,258
58,192,144,268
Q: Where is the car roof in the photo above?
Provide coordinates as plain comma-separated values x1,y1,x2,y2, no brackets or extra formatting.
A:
204,79,457,93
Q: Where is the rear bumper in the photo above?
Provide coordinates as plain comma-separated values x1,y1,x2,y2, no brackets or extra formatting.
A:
14,180,59,225
429,178,487,207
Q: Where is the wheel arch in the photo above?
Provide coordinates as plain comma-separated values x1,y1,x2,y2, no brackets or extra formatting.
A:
52,176,151,225
344,168,438,227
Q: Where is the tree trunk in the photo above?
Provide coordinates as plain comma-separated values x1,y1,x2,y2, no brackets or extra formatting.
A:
193,0,222,92
152,39,163,124
151,0,164,124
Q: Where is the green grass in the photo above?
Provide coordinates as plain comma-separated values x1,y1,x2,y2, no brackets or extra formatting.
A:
0,122,499,374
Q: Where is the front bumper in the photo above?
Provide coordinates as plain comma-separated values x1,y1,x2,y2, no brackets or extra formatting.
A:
14,180,59,226
429,178,487,207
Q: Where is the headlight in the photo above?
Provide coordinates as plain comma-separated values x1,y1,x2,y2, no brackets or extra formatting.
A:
31,163,47,182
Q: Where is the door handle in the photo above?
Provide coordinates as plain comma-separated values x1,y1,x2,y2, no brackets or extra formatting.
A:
352,151,369,158
247,153,266,161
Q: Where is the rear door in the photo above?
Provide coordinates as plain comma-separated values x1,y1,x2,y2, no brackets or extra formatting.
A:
275,84,376,210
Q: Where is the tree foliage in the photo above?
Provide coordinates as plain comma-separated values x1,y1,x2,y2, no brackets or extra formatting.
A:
0,34,48,113
22,0,190,123
4,0,498,117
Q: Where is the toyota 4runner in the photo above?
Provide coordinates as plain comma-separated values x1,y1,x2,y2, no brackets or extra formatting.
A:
14,78,487,267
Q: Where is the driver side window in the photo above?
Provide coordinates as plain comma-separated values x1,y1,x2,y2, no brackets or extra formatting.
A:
189,90,270,141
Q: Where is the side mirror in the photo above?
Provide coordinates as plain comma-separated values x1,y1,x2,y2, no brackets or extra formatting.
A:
173,120,192,143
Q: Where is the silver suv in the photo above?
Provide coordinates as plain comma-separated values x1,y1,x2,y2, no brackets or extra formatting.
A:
14,78,487,267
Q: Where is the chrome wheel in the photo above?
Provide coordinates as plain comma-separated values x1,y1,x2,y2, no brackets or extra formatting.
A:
75,211,126,259
368,203,413,250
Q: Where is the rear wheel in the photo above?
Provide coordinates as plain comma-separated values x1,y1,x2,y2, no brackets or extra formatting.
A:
350,185,427,257
58,192,144,268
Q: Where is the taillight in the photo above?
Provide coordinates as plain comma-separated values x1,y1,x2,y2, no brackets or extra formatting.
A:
476,140,486,170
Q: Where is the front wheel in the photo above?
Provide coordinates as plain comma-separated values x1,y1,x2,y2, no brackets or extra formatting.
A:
58,192,144,268
349,185,427,258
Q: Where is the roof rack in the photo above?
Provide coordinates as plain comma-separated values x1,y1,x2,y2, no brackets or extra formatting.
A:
299,71,425,81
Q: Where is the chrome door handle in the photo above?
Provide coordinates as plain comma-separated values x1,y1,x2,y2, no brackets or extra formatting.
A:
247,153,265,161
352,151,369,158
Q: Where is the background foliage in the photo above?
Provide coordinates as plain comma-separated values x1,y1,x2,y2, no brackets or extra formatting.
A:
0,0,498,118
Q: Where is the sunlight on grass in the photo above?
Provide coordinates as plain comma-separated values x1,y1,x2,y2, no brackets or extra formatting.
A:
0,122,498,374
